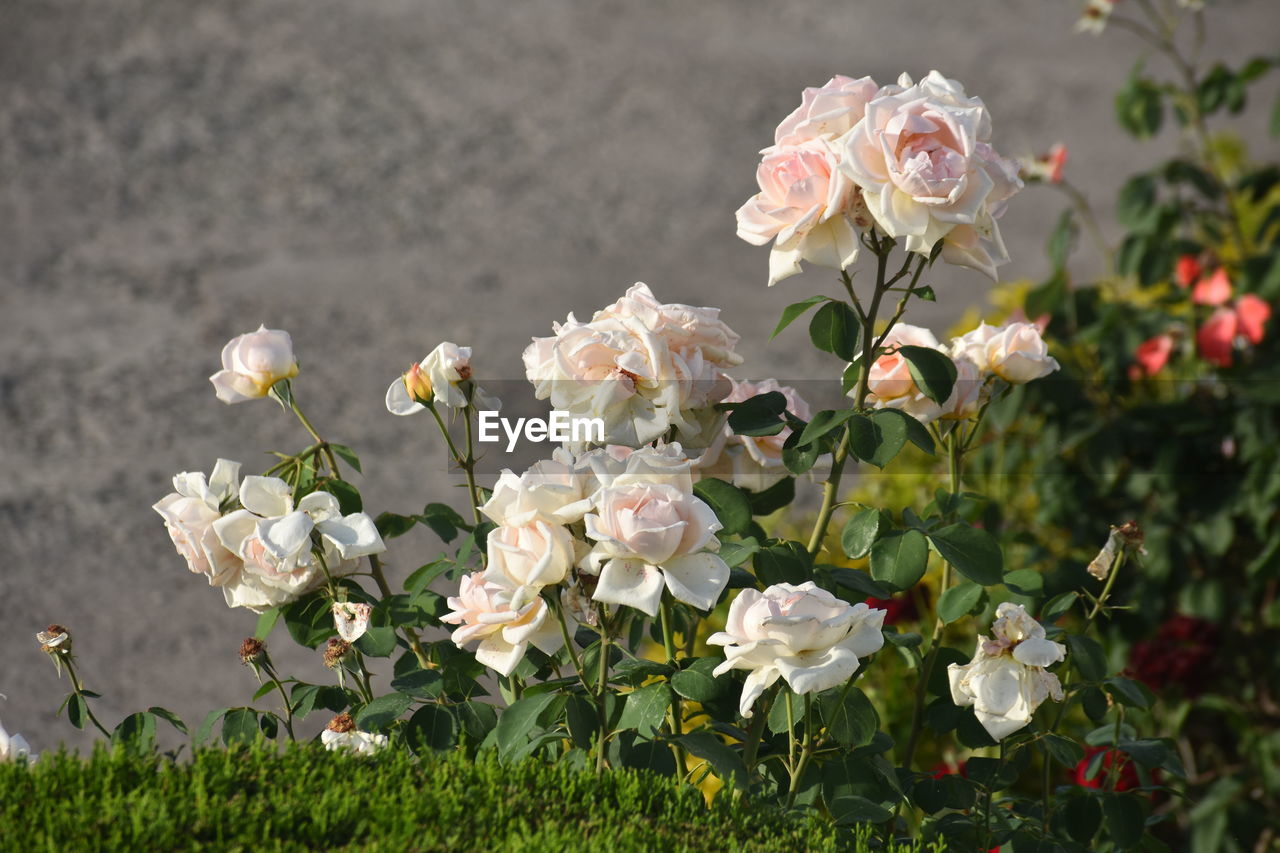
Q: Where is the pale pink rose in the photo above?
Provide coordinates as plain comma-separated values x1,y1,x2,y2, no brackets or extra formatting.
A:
949,323,1001,372
708,582,886,718
386,341,498,413
857,323,948,423
984,322,1060,384
332,602,372,643
708,378,812,491
524,284,741,447
153,459,244,586
484,521,576,601
481,456,593,528
1191,269,1233,307
773,75,880,146
736,139,867,286
841,72,1021,278
583,482,728,616
209,326,299,404
939,356,986,420
441,572,562,677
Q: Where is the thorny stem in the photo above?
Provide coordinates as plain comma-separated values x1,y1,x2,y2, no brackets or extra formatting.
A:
368,554,432,670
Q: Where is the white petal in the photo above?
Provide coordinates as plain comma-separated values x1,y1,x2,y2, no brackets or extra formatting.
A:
659,553,729,612
385,378,424,416
319,514,386,559
775,645,859,696
475,635,525,677
239,476,293,517
208,459,242,500
1012,637,1066,668
258,511,314,561
592,558,665,617
738,666,781,719
210,370,258,404
948,660,975,707
975,708,1030,741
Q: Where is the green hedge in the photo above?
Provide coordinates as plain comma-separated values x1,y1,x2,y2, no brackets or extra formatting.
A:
0,745,943,852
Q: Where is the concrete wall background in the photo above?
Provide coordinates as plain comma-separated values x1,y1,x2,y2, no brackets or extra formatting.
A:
3,0,1278,750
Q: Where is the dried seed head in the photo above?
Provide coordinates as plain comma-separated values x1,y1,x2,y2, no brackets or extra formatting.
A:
37,625,71,654
323,638,352,669
239,637,266,666
327,712,355,734
1114,520,1145,550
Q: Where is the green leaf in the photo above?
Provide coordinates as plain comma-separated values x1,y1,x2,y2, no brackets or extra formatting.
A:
798,409,855,447
329,443,362,474
111,712,158,754
355,626,399,658
829,796,893,825
1115,66,1164,138
717,539,759,569
692,478,753,537
456,701,498,743
404,704,457,753
1116,174,1159,234
1047,209,1078,270
495,693,560,757
1002,568,1044,597
865,409,909,468
671,658,724,703
1065,794,1103,844
253,608,281,641
615,684,672,737
282,593,336,649
869,529,929,590
1041,732,1085,767
841,508,882,559
873,407,934,454
375,512,418,540
818,687,878,747
1103,793,1146,849
354,692,414,732
726,392,787,437
809,301,860,361
898,345,957,404
390,669,443,700
420,503,467,543
1041,591,1078,624
1105,677,1154,710
147,706,188,734
753,541,812,586
771,295,828,339
221,709,261,746
405,559,454,596
747,475,795,515
1068,634,1108,682
321,478,363,514
196,709,231,745
927,523,1003,586
675,731,748,789
938,582,985,624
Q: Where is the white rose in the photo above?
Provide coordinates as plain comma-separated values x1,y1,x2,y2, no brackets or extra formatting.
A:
984,323,1060,384
948,602,1066,740
321,714,388,755
153,459,243,586
0,708,33,765
484,521,576,604
708,583,886,718
209,326,298,404
441,572,563,677
583,482,728,616
773,75,880,147
480,456,593,528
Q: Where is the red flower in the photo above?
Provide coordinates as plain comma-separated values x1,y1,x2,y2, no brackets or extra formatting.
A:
1191,268,1233,306
865,593,922,626
1237,294,1271,345
1175,255,1201,289
1074,747,1140,791
1132,334,1173,377
1196,294,1272,368
1128,614,1220,696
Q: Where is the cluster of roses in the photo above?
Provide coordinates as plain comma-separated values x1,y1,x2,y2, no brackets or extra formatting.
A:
863,319,1060,423
1131,258,1272,377
155,328,387,612
736,71,1023,285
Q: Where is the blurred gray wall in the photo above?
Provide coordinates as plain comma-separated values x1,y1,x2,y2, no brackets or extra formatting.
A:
2,0,1278,751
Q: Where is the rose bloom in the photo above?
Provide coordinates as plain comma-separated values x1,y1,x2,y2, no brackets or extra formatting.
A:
332,602,372,643
524,284,740,447
209,326,298,404
1198,295,1271,368
736,138,868,287
856,323,949,423
484,521,576,604
1128,614,1220,696
948,603,1065,740
480,454,593,528
153,459,244,586
1176,255,1202,288
698,378,813,492
709,582,886,718
983,322,1060,384
1074,747,1141,791
582,481,729,617
321,714,388,755
774,75,880,147
386,341,498,413
212,476,385,612
441,572,563,677
841,72,1022,279
1191,268,1233,307
575,442,697,495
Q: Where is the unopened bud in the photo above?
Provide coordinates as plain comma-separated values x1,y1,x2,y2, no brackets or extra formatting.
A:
239,637,266,666
327,712,355,734
36,624,71,655
403,363,434,405
323,637,352,669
